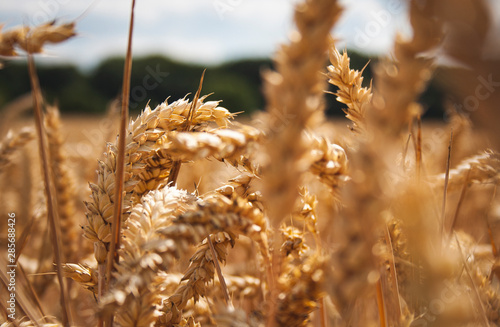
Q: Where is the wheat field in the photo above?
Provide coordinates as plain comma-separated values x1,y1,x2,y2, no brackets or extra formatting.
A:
1,0,500,326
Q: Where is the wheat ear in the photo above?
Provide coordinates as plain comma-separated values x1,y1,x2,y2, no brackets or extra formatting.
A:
44,106,78,262
305,134,349,198
0,21,75,56
0,128,35,171
434,150,500,192
83,96,234,266
262,0,342,227
326,46,372,133
102,187,199,327
157,192,265,325
155,124,261,164
275,253,328,327
369,1,442,136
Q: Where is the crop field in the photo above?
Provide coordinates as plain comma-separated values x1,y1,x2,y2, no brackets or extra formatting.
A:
0,0,499,327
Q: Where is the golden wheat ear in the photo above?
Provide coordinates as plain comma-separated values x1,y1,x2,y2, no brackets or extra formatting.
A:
0,128,35,171
102,186,199,327
435,150,500,193
20,21,76,54
262,0,343,230
44,105,78,263
0,24,29,56
0,21,75,56
326,46,372,134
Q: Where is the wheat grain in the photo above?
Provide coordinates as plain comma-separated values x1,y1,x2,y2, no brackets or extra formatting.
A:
280,226,309,258
275,253,328,327
162,232,234,323
62,263,98,294
305,134,348,197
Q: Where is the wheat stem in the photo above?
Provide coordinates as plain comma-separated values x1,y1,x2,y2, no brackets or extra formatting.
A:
207,235,234,310
27,53,70,327
441,130,453,239
18,264,46,320
376,279,387,327
104,2,135,326
454,233,491,327
485,186,498,256
383,224,402,320
449,168,471,237
167,69,206,186
416,115,422,180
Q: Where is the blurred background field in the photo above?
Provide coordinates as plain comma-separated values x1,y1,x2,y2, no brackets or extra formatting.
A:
0,0,453,119
1,0,500,326
0,53,448,119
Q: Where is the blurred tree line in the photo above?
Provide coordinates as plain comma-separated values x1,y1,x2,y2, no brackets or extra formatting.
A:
0,52,445,118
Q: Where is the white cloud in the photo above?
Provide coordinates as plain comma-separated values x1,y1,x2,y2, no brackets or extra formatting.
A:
335,0,409,54
0,0,407,68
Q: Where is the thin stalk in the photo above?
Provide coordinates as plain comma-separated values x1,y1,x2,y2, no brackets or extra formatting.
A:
485,186,498,257
454,233,491,327
105,0,136,285
449,168,471,237
27,54,70,327
18,264,45,319
0,258,41,326
383,224,402,320
416,114,422,180
207,235,234,310
312,215,326,327
402,133,412,172
441,130,453,239
98,264,105,300
265,251,282,327
319,297,327,327
167,69,206,186
105,1,136,325
376,279,387,327
13,215,35,265
256,237,275,302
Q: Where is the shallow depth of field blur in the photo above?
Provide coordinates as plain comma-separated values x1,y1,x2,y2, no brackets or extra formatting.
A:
1,0,500,327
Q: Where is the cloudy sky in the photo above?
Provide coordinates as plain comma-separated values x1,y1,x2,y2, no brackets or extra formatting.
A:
2,0,497,69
